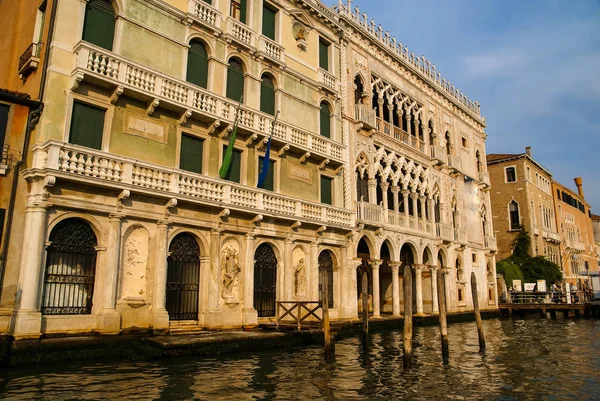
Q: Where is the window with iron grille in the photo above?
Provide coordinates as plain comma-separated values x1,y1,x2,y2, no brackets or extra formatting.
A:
41,218,98,315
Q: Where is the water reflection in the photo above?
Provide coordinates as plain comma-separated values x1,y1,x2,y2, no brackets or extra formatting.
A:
1,319,599,400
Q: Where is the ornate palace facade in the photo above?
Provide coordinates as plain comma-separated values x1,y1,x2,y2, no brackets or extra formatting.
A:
0,0,497,340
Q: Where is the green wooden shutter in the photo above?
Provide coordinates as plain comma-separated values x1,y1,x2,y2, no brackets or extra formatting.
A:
186,40,208,89
321,176,333,205
319,102,330,138
262,5,276,41
319,39,329,71
226,60,244,101
259,156,275,191
82,0,115,51
223,146,242,183
69,101,105,150
240,0,247,24
260,76,275,115
0,104,9,149
180,134,204,174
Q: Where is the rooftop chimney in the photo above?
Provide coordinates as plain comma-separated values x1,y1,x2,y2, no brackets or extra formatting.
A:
574,177,584,198
525,146,531,157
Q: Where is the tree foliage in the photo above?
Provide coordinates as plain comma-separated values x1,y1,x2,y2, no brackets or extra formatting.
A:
520,256,563,285
511,226,531,261
496,259,524,286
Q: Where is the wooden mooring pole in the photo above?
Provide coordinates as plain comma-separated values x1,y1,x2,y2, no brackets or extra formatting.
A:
403,265,413,368
470,272,486,351
323,273,334,361
437,270,449,363
362,269,369,340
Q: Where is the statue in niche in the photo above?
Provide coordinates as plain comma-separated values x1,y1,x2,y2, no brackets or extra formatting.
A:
221,246,241,299
294,258,306,296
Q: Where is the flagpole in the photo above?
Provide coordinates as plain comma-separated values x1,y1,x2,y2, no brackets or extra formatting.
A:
219,96,244,179
257,111,280,189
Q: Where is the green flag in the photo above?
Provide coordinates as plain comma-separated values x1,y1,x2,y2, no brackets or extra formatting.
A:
219,98,243,179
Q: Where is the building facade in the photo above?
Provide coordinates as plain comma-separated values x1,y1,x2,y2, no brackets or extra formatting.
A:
0,0,53,332
486,148,561,263
335,1,497,316
553,179,596,282
0,0,496,340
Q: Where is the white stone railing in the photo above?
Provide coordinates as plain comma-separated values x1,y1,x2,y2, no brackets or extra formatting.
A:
225,17,255,47
357,201,383,224
31,141,354,228
354,104,376,128
375,118,428,155
189,0,222,29
436,222,452,241
258,35,284,64
565,239,585,252
74,42,344,163
454,227,467,243
318,68,337,91
335,1,482,121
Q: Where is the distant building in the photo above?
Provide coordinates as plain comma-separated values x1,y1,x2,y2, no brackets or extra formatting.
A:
486,147,560,263
592,214,600,271
553,179,597,282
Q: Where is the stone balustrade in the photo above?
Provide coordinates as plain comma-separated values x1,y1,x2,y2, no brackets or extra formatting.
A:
336,0,483,121
484,235,497,251
354,104,376,128
431,145,448,166
189,0,222,30
74,42,345,164
448,154,462,172
479,170,490,187
30,141,354,228
225,17,255,48
374,118,428,156
257,35,285,65
318,68,337,92
565,238,586,252
454,227,467,243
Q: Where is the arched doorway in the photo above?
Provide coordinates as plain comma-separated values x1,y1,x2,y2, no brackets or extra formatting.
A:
254,243,278,317
318,251,334,308
42,218,98,315
380,241,392,314
166,233,201,321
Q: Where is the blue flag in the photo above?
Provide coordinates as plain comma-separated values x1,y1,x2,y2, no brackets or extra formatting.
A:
257,111,279,189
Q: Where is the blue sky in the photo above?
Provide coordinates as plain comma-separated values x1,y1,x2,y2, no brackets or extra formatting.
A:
343,0,600,211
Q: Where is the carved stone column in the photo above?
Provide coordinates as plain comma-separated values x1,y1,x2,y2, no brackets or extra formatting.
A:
419,196,427,227
391,185,400,213
402,189,410,223
411,192,419,228
242,233,257,326
348,258,363,319
368,178,378,206
377,99,384,119
381,182,389,222
12,200,50,339
387,104,394,124
413,264,424,315
151,220,170,331
430,265,439,313
427,197,436,224
390,261,402,316
406,116,412,136
310,241,319,301
284,238,294,301
442,267,453,312
205,229,223,327
98,213,124,333
369,259,382,317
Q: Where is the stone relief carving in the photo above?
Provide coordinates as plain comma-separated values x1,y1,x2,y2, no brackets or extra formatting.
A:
292,247,307,296
221,241,241,300
121,227,149,301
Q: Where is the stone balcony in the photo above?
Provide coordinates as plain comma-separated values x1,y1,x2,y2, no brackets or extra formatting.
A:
257,35,285,67
0,144,8,175
73,42,345,165
448,154,462,175
484,236,497,252
318,68,338,93
354,104,376,129
375,118,428,156
431,145,448,166
187,0,222,34
357,201,447,239
542,230,561,244
224,17,256,50
565,238,586,252
454,227,467,244
479,170,490,189
27,141,355,229
18,42,41,80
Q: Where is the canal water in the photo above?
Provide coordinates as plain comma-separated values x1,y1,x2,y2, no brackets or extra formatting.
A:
1,318,599,400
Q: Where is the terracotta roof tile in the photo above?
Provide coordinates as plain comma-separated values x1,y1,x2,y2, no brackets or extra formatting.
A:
486,153,523,163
